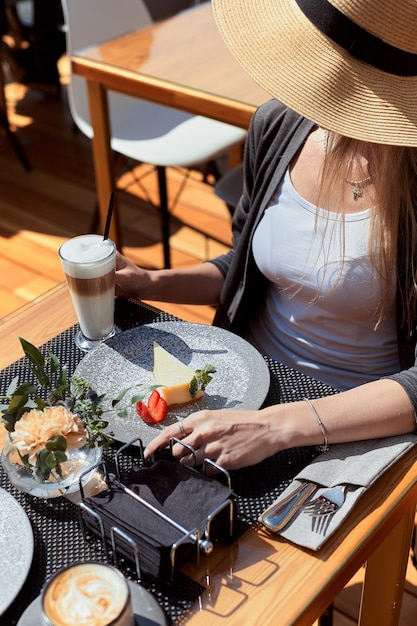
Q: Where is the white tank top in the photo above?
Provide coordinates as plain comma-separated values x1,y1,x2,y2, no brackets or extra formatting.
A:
246,169,400,390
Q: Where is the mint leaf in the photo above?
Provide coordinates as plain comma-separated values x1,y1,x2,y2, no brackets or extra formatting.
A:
189,365,216,398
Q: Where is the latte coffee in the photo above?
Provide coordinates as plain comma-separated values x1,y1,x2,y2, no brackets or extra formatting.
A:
59,235,116,350
41,562,134,626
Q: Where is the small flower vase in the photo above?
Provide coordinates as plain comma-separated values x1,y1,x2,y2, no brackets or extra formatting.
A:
1,435,102,499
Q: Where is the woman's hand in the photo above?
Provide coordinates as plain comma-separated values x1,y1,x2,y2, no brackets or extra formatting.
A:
115,252,150,298
143,380,417,471
115,251,224,304
144,407,282,470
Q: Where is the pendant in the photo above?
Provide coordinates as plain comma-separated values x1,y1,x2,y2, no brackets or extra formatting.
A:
352,186,363,201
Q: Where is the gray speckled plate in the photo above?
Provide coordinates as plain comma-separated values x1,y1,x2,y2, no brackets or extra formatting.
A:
0,488,34,615
74,321,270,446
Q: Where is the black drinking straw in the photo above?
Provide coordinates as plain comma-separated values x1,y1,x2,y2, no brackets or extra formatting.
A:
103,191,116,240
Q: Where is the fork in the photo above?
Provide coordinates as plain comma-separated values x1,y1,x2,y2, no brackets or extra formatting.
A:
303,485,347,534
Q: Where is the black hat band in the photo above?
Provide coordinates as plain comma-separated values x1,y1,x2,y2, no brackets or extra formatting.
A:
295,0,417,76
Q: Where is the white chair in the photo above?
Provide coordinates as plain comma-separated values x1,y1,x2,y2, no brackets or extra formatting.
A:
61,0,247,267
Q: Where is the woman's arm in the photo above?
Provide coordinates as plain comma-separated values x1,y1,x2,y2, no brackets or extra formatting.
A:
143,378,416,470
115,252,225,305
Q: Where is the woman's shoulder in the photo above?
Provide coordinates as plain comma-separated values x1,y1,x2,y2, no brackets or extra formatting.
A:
253,99,303,125
250,99,306,143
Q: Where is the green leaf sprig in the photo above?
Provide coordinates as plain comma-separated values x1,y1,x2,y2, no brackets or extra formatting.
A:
189,364,217,398
110,384,159,419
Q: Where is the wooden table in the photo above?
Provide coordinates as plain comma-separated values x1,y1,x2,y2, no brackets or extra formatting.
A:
1,283,417,625
70,2,269,246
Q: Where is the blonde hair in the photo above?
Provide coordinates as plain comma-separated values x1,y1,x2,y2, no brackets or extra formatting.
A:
320,134,417,332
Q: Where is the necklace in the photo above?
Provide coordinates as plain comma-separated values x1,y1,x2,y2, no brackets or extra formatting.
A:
320,129,373,201
345,176,373,201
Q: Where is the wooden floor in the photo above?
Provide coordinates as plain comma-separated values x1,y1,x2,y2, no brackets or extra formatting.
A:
2,59,417,625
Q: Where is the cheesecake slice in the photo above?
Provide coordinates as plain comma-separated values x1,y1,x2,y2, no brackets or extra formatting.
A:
152,342,204,407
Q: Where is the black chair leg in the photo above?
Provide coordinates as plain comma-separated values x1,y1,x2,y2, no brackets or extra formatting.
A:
0,106,31,171
0,44,32,171
89,164,172,267
157,165,171,269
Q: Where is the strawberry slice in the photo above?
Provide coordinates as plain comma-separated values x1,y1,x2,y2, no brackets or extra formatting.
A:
136,389,167,424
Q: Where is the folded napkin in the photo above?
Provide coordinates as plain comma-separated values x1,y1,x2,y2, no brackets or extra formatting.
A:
82,456,233,580
262,433,417,550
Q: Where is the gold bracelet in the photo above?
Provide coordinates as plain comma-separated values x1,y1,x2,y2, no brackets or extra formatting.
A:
303,397,330,453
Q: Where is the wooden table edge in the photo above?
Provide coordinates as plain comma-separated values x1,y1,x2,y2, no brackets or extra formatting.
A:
71,56,257,130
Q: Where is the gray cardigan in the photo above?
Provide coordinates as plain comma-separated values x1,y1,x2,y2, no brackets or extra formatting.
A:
209,99,417,413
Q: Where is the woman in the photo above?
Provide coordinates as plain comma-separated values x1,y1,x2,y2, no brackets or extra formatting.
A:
115,0,417,470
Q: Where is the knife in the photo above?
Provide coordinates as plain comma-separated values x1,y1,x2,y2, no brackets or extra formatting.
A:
260,481,318,532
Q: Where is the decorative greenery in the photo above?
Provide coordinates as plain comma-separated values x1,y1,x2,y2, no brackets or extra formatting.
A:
0,338,153,483
189,365,217,398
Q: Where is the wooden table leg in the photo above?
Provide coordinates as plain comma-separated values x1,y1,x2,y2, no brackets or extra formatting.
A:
86,79,121,247
358,506,415,626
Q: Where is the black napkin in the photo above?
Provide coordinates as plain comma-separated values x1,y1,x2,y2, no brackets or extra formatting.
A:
82,457,233,581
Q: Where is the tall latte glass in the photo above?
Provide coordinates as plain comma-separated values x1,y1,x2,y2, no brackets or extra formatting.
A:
59,234,116,351
41,562,134,626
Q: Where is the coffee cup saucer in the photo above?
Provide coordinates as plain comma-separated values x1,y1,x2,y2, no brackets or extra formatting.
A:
17,579,169,626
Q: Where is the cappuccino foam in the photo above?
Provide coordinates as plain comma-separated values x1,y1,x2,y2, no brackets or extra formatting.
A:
59,235,115,279
42,563,131,626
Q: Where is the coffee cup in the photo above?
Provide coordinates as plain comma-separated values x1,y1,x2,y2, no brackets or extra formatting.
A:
59,234,116,351
41,561,134,626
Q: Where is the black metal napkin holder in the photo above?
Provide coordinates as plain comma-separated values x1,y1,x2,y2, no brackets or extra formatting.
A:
77,437,234,583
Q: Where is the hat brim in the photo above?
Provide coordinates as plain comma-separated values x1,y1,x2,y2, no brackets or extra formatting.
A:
212,0,417,146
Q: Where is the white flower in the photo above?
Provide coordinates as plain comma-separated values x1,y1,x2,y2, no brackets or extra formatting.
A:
11,406,88,466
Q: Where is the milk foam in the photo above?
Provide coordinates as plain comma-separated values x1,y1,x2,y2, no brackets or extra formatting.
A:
42,563,131,626
59,235,115,279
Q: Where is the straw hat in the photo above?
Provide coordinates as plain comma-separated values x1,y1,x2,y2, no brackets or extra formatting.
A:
212,0,417,146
